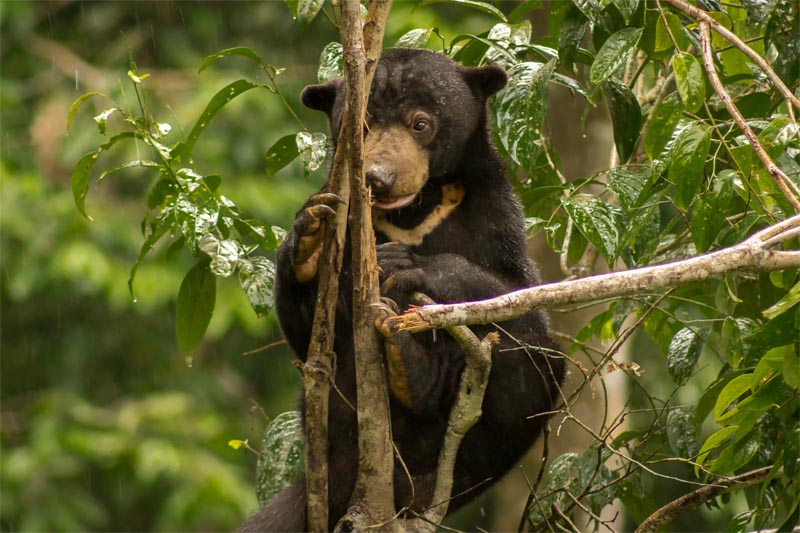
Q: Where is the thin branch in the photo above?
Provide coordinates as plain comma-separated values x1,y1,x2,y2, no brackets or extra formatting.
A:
336,1,396,531
696,21,800,213
634,462,796,533
662,0,800,118
389,216,800,333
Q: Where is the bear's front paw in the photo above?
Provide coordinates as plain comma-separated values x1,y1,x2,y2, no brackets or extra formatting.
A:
377,242,431,296
373,298,414,409
293,193,343,282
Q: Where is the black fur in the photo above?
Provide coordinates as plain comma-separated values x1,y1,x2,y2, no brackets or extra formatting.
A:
241,49,565,532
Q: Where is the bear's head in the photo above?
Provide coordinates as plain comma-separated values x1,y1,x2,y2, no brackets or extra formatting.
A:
301,49,506,211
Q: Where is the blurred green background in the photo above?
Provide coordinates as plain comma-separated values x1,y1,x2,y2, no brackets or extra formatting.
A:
0,2,512,530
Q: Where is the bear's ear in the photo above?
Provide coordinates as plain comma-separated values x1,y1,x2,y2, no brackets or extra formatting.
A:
301,80,340,115
460,65,508,100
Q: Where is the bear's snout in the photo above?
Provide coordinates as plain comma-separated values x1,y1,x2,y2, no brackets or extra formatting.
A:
366,164,397,193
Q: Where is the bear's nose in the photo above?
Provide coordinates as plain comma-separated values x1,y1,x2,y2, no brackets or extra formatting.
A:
365,165,397,193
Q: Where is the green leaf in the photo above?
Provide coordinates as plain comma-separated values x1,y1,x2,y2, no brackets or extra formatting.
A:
67,92,108,133
672,53,705,113
714,373,755,422
265,134,300,178
607,165,657,212
690,194,721,252
72,152,98,221
666,407,699,459
763,281,800,320
667,327,702,385
183,80,262,159
561,194,624,265
589,27,643,84
710,430,760,475
198,46,264,73
420,0,507,21
394,28,434,48
97,160,162,183
508,0,542,23
669,121,711,211
695,368,751,426
645,92,684,160
784,346,799,389
494,60,556,170
696,425,737,473
558,6,589,71
612,0,640,21
176,260,216,356
295,0,324,24
129,211,173,296
256,411,305,505
602,78,641,164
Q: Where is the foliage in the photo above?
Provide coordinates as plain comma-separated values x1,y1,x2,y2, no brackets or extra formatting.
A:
11,0,799,531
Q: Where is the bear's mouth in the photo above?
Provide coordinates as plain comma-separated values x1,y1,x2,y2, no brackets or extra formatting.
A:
372,193,418,211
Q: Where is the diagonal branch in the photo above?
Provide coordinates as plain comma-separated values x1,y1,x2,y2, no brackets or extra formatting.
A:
696,21,800,213
389,216,800,333
662,0,800,118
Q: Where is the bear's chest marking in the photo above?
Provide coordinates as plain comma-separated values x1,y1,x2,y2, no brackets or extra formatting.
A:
374,183,464,246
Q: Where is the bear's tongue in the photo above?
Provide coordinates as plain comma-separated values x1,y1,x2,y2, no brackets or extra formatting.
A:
373,193,417,210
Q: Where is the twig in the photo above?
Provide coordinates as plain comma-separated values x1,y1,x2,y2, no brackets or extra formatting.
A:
661,0,800,119
634,462,794,532
389,215,800,332
696,21,800,213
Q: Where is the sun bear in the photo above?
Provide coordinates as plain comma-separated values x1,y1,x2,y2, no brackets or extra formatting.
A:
240,48,565,532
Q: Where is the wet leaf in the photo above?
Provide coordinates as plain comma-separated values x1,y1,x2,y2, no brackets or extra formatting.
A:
394,28,433,48
669,121,711,211
667,327,702,385
183,80,262,158
667,407,699,459
97,160,161,183
239,257,277,316
612,0,640,21
318,42,343,83
561,194,624,265
72,151,99,221
672,53,705,113
295,0,324,24
198,47,264,73
265,134,300,178
484,21,532,66
645,92,684,160
176,259,216,356
93,107,119,135
296,132,327,175
763,281,800,320
256,411,305,505
494,60,556,170
603,78,641,164
589,27,643,84
558,6,588,71
207,239,242,278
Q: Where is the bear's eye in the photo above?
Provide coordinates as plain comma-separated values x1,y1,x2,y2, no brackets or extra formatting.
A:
412,118,429,132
